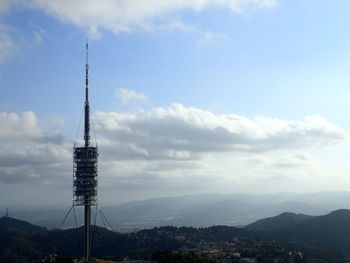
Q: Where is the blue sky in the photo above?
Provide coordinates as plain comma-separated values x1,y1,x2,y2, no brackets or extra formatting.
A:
1,0,350,207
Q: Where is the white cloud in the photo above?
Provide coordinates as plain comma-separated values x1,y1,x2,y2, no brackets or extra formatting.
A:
0,18,45,65
25,0,278,34
0,107,348,203
0,26,18,64
273,152,317,168
197,31,227,46
115,88,148,105
94,104,347,162
0,111,63,142
0,0,278,64
0,0,17,13
33,31,42,44
139,19,197,33
91,104,348,195
29,22,45,45
1,107,347,186
0,112,70,183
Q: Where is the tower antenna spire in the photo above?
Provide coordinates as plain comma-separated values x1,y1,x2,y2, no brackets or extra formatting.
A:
84,39,90,147
86,39,89,65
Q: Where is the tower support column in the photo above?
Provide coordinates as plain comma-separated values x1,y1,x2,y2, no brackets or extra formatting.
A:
84,204,91,261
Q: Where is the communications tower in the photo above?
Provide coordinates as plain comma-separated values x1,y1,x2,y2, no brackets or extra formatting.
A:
73,41,98,262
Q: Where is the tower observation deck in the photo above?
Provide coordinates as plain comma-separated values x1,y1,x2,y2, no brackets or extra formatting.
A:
73,41,98,262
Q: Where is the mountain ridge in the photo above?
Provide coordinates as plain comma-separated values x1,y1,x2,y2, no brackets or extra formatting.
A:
10,191,350,229
245,208,350,250
3,209,350,262
0,216,46,232
245,212,315,232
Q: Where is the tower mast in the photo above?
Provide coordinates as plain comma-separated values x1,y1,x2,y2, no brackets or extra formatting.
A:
73,40,98,262
84,40,91,261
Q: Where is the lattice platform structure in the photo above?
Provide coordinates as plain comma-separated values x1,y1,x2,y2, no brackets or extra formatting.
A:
73,146,98,206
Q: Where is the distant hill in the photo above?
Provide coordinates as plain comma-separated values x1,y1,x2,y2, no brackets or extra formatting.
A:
1,213,350,262
246,209,350,250
285,209,350,250
0,216,48,262
100,192,347,229
246,212,314,231
11,191,350,229
0,216,251,262
8,192,350,231
0,216,46,232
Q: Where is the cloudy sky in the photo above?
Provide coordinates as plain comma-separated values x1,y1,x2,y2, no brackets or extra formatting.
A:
1,0,350,208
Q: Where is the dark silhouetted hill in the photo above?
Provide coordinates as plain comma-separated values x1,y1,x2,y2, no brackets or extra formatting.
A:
246,209,350,250
0,216,46,232
3,211,350,262
246,212,314,231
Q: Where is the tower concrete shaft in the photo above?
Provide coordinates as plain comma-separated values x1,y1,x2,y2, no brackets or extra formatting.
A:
84,205,91,261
